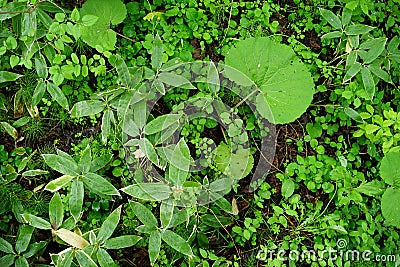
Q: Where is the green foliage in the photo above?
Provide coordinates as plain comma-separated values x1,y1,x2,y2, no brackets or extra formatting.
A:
225,37,315,124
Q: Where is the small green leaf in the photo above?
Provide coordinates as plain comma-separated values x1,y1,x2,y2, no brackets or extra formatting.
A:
90,154,113,172
49,192,64,228
0,71,22,83
15,225,34,253
281,179,295,198
47,82,69,110
82,172,120,196
32,82,47,107
344,107,363,123
103,235,142,249
70,100,104,117
319,8,342,29
81,14,99,26
365,124,380,135
22,214,52,230
161,230,193,257
361,67,375,100
129,201,158,228
152,33,163,70
149,231,161,265
70,179,84,223
97,206,121,244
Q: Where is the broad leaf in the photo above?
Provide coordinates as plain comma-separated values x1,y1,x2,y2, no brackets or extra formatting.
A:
70,179,84,223
380,152,400,186
75,250,98,267
70,100,104,117
0,71,21,83
49,193,64,229
160,199,174,229
97,248,116,267
101,109,114,144
121,183,172,201
319,8,342,29
149,231,161,265
14,257,28,267
144,114,182,135
82,172,120,196
97,206,121,244
361,67,375,100
225,37,314,124
381,188,400,228
359,37,387,64
344,24,374,35
32,82,47,107
22,214,52,230
45,175,75,192
343,62,362,82
0,254,15,267
0,237,14,254
157,72,196,89
47,82,69,110
281,179,295,198
55,229,89,249
22,241,47,258
0,122,18,140
138,138,159,166
90,154,112,172
42,154,79,176
15,225,34,253
78,145,92,174
161,230,193,257
103,235,141,249
152,33,163,70
129,201,158,228
35,57,48,79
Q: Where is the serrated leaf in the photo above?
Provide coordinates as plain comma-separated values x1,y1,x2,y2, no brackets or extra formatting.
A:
319,8,342,29
225,37,314,124
161,230,193,257
70,100,104,117
47,82,69,110
129,201,158,228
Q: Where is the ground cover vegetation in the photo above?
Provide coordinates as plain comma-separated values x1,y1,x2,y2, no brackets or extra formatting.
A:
0,0,399,266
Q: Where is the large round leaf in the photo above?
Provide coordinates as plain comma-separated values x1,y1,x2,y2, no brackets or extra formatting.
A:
380,152,400,186
381,187,400,228
225,37,315,124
